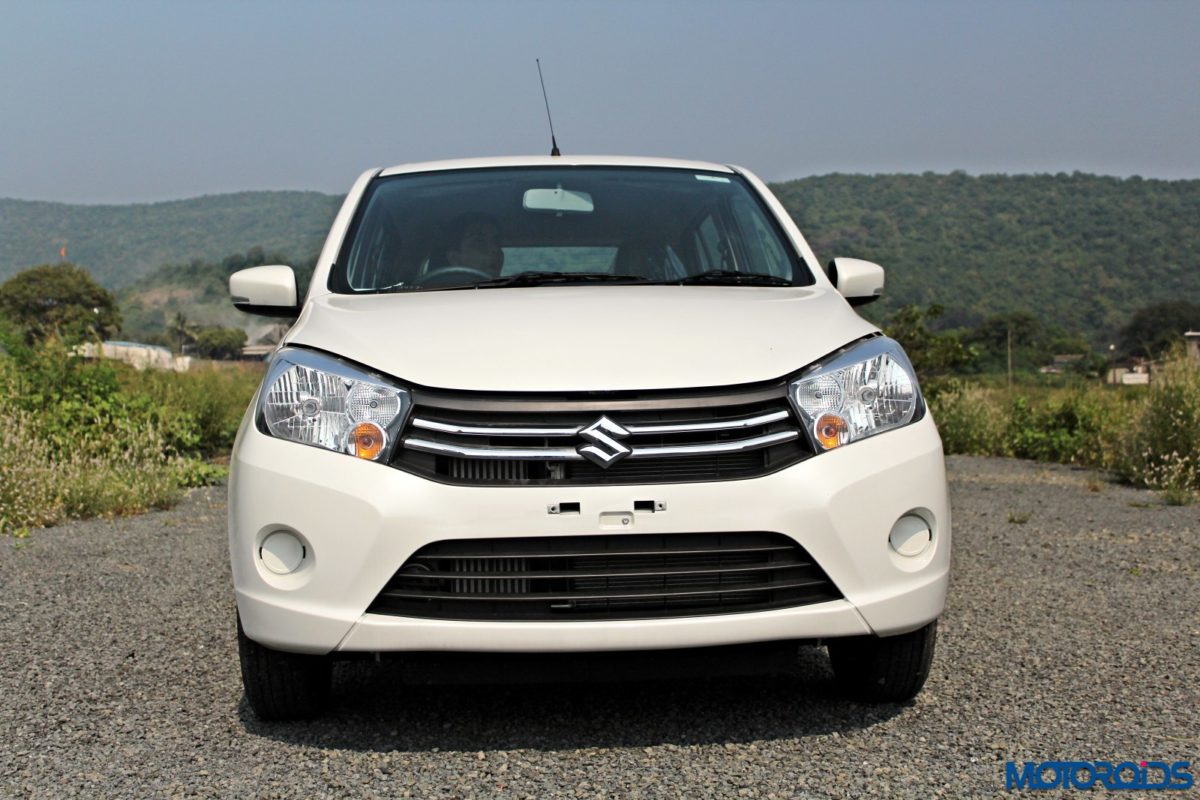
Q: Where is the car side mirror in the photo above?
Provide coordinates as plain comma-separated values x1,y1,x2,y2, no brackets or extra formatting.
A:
230,265,299,318
829,257,884,307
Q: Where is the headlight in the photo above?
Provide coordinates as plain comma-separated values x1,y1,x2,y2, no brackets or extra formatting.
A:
258,348,411,462
788,337,920,451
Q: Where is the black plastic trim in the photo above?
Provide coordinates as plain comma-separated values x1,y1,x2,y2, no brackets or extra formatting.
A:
409,382,786,414
234,302,300,319
367,532,843,622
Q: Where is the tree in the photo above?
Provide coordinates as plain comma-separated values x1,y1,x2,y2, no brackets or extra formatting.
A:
960,311,1095,374
168,311,196,353
0,263,121,344
191,326,247,360
967,312,1044,354
0,312,20,355
1118,301,1200,359
883,304,974,381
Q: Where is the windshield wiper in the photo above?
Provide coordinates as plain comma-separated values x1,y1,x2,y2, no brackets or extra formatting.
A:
676,270,792,286
467,271,653,289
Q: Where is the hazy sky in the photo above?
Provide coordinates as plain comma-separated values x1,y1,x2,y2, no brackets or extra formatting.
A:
2,0,1197,204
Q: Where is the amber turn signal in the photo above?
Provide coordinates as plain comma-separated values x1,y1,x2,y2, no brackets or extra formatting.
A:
351,421,387,460
815,413,848,450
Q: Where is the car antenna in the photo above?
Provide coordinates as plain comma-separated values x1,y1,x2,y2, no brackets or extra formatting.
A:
536,58,561,156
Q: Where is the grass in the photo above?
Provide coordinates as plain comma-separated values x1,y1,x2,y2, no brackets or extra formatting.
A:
0,338,261,534
931,353,1200,495
1160,487,1196,506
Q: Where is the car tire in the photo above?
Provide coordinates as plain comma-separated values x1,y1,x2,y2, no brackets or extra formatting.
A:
828,620,937,703
237,614,332,720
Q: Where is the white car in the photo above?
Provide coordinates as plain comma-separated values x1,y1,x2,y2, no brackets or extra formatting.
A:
228,155,950,720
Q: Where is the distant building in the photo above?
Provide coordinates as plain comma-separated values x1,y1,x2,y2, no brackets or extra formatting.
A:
1106,358,1151,386
240,343,276,359
76,341,191,372
1038,354,1085,375
1104,332,1199,385
240,322,288,360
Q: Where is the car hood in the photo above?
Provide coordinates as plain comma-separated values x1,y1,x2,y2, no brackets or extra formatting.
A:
285,286,877,392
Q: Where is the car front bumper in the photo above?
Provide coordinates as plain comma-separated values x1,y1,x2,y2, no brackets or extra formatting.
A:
230,414,950,655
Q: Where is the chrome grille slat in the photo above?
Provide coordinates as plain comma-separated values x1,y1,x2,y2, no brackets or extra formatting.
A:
405,439,584,460
408,408,790,438
402,430,799,461
626,409,790,434
413,418,582,437
631,430,799,457
390,383,813,485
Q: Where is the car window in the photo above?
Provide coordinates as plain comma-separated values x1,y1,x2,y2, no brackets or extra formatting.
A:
331,167,814,292
500,247,617,275
730,195,790,278
694,215,725,271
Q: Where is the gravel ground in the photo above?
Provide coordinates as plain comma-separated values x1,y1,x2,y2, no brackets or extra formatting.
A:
1,456,1196,798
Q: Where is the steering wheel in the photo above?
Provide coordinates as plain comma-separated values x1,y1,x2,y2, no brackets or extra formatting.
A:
416,266,494,287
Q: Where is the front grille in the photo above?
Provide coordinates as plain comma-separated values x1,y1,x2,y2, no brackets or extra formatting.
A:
367,532,842,621
391,383,813,485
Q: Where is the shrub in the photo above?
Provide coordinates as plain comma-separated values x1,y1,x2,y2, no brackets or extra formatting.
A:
930,353,1200,498
191,326,248,360
0,339,250,534
1113,353,1200,494
1004,390,1124,465
121,362,261,454
930,382,1006,455
0,411,65,530
0,404,198,532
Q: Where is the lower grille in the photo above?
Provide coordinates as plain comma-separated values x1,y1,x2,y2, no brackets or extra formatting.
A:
443,450,763,484
367,532,842,621
448,459,531,482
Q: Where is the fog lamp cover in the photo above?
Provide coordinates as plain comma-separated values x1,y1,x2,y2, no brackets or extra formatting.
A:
889,515,932,557
260,531,307,574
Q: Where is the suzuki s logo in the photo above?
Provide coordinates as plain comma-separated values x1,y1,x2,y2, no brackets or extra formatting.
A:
577,416,632,468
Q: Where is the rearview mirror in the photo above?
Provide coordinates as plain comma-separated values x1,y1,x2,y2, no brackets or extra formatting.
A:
229,265,299,318
523,186,594,214
829,257,884,306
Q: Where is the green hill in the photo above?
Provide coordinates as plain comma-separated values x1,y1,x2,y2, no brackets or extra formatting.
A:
116,248,317,345
0,191,340,288
4,173,1199,344
775,172,1200,336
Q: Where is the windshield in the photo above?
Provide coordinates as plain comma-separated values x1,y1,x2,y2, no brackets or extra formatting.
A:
331,166,814,293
